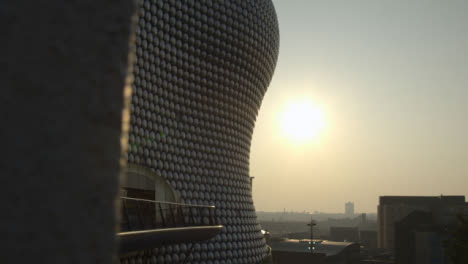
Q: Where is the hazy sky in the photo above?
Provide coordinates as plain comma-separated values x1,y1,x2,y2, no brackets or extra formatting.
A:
251,0,468,213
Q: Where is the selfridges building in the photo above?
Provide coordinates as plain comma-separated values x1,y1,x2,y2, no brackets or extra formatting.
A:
125,0,279,263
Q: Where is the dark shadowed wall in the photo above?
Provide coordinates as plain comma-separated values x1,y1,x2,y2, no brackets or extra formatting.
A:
1,1,135,263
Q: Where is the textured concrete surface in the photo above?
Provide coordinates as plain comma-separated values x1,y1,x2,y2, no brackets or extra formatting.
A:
1,1,135,263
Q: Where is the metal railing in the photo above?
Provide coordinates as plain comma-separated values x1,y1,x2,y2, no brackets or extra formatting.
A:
120,197,218,232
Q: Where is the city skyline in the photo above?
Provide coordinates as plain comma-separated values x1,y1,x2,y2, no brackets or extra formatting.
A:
251,0,468,212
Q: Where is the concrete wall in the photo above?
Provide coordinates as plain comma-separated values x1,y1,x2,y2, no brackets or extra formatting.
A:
1,1,135,263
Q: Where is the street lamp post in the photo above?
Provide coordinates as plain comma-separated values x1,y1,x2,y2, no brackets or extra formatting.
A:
307,218,317,253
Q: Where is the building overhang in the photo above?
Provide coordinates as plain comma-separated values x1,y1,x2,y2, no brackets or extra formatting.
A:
118,225,223,255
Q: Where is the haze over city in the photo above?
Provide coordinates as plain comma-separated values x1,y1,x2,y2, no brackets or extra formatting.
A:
251,0,468,213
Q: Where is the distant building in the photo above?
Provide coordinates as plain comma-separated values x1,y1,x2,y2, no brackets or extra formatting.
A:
330,227,359,242
394,211,444,264
345,202,355,218
394,204,468,264
270,239,360,264
360,213,367,225
414,231,446,264
360,230,378,249
377,195,466,251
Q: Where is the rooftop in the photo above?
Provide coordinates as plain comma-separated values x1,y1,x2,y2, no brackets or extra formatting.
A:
379,195,465,206
270,238,358,256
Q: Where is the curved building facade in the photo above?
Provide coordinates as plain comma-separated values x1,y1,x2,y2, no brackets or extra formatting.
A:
124,0,279,263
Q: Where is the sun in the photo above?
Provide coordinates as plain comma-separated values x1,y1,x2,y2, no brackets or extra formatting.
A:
280,100,325,143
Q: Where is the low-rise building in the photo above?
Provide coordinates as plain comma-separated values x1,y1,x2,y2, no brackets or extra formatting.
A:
330,226,360,242
360,230,378,249
270,239,360,264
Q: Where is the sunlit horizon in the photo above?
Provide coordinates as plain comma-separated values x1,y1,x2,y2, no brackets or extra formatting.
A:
251,0,468,213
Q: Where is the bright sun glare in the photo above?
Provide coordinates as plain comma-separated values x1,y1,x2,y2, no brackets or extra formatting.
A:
280,100,325,143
